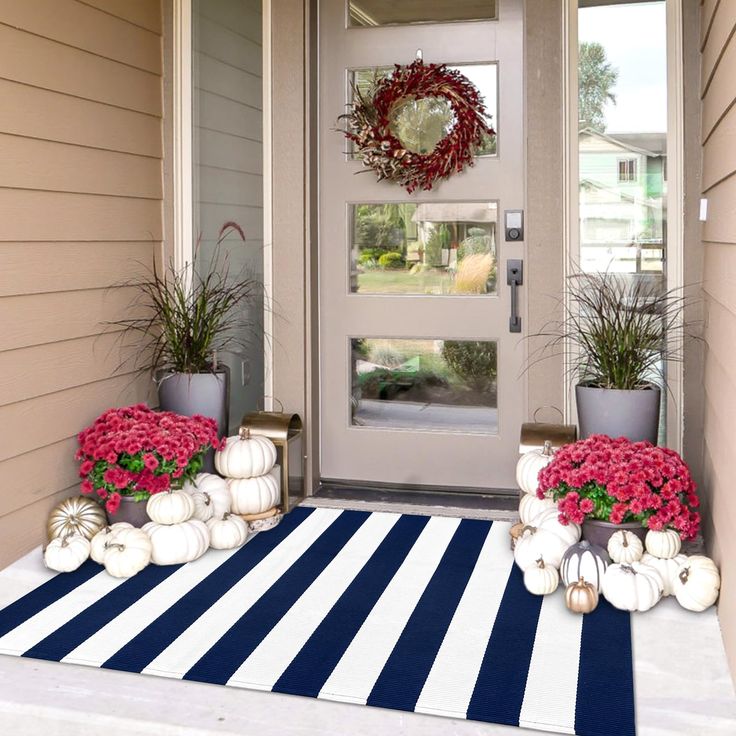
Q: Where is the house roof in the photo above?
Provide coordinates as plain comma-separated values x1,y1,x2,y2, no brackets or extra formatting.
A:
579,127,666,157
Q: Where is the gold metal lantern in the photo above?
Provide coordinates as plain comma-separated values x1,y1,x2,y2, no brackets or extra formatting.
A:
239,410,303,513
519,407,577,453
47,495,107,541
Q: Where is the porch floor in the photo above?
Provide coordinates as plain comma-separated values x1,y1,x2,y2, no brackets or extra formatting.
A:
0,505,734,736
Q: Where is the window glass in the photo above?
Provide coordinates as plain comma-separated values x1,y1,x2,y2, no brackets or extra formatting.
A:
192,0,264,431
350,203,498,295
348,0,497,27
351,338,498,433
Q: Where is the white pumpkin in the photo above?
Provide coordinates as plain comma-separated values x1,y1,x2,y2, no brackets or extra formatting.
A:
607,530,644,564
183,473,231,518
519,493,556,525
516,441,554,495
215,427,277,479
90,522,133,564
514,527,566,571
530,508,582,546
102,527,152,578
207,513,250,550
228,473,280,515
602,562,663,612
524,558,559,595
641,552,687,597
146,490,195,525
561,540,610,592
44,534,90,573
644,529,682,560
142,519,210,565
673,555,721,612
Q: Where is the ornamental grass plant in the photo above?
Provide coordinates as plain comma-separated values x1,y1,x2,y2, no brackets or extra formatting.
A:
529,270,695,391
113,222,262,376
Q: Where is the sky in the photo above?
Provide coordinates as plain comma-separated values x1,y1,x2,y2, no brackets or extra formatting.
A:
578,1,667,134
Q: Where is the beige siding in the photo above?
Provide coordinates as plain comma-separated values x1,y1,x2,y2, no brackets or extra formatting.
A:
700,0,736,686
0,1,163,568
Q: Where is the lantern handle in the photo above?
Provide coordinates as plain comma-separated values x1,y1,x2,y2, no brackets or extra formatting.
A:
533,405,564,424
257,396,285,414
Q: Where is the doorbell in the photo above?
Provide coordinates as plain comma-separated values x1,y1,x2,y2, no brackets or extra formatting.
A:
504,209,524,242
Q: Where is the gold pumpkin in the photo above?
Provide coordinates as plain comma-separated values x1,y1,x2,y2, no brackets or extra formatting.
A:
565,577,599,614
47,496,107,542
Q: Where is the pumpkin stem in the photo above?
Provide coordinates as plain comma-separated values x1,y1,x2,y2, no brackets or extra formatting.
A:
520,524,538,535
238,426,251,440
679,567,690,585
203,493,212,506
622,531,629,547
105,542,126,552
542,440,553,457
536,557,546,569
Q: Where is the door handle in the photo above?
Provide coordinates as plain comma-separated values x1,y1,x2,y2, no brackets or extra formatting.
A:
506,259,523,333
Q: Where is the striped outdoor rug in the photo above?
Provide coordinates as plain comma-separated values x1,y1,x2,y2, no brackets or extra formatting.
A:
0,507,635,735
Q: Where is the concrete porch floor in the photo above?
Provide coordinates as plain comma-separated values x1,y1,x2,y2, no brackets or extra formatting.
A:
0,504,734,736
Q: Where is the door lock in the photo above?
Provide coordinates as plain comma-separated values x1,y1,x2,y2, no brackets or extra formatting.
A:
506,259,523,333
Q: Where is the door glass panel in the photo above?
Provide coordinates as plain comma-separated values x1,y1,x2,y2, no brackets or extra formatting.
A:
348,0,497,27
349,64,497,156
351,338,498,433
351,202,498,295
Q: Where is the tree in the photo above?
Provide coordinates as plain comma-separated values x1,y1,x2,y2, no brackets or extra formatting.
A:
578,42,618,132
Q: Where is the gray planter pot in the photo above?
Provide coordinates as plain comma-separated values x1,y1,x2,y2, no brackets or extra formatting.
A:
576,384,661,444
106,496,150,527
158,367,230,472
582,518,647,549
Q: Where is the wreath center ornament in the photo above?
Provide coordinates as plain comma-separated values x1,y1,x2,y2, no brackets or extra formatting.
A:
340,60,495,193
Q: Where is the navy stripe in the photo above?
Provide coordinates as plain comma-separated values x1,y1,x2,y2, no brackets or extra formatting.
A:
23,563,181,662
0,559,102,638
184,509,370,685
367,518,492,711
273,513,431,698
466,563,543,726
102,506,315,672
575,598,635,736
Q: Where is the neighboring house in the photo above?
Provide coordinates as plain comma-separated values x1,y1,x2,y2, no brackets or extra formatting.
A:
578,128,666,276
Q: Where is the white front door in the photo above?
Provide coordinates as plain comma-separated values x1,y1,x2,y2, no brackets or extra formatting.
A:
319,0,525,490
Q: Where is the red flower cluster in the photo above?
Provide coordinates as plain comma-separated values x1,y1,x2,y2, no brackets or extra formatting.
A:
76,404,223,514
537,434,700,540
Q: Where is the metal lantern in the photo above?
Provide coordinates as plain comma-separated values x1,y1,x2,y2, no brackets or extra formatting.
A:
239,411,303,513
519,406,577,454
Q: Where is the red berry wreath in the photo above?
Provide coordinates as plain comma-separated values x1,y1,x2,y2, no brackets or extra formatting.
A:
340,60,495,193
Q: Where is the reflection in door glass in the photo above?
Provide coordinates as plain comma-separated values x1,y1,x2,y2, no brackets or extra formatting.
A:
351,203,498,295
349,65,497,156
351,338,498,433
348,0,497,27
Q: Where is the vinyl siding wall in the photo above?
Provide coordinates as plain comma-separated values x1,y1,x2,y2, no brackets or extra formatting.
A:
700,0,736,683
0,0,163,567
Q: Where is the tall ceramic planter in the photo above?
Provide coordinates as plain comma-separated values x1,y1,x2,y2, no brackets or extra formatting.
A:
582,519,647,549
576,384,660,444
107,496,150,527
158,367,230,471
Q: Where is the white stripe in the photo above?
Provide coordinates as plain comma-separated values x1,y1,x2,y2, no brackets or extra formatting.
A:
518,592,583,734
227,511,401,690
414,521,513,718
318,515,461,705
0,571,123,655
142,507,343,678
62,547,241,666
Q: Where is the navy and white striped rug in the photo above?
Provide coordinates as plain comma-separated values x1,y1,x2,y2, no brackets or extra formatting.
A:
0,507,635,735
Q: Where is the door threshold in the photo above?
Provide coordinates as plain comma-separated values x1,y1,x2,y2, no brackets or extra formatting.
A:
303,482,519,521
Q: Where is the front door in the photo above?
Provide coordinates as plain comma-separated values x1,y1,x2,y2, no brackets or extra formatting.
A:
319,0,525,490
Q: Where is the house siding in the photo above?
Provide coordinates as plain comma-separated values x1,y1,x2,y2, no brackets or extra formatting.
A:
700,0,736,684
0,0,163,567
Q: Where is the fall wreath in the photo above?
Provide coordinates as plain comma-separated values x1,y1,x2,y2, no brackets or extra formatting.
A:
340,60,495,193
